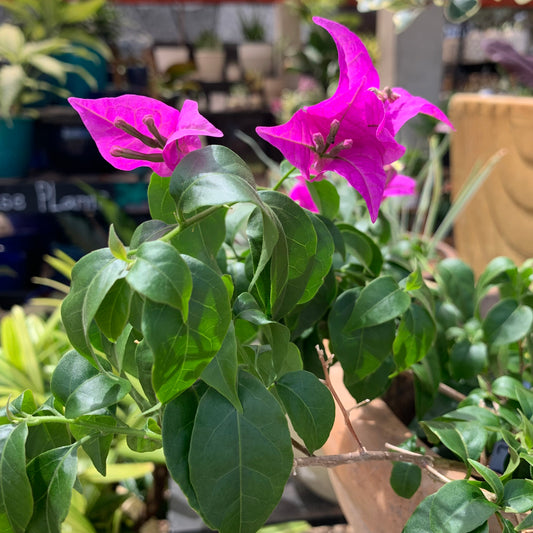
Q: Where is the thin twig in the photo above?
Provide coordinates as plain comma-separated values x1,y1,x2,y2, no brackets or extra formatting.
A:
292,438,313,457
438,382,466,402
316,344,366,453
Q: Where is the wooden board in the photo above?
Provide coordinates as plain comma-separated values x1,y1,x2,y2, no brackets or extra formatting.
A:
449,93,533,276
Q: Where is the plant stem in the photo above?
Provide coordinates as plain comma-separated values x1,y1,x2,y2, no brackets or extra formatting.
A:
316,344,366,453
160,204,224,242
272,165,296,191
21,414,162,441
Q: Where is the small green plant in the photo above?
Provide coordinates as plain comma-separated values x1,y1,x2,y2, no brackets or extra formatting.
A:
240,13,266,42
194,29,223,50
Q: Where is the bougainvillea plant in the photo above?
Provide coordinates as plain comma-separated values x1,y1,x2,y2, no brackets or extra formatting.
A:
3,15,533,533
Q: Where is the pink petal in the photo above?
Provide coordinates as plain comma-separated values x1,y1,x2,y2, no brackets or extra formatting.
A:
288,179,319,212
384,87,454,136
162,99,223,169
69,94,181,175
312,17,380,94
383,173,416,197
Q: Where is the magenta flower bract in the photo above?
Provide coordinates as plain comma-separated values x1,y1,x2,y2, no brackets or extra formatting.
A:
256,17,452,222
288,177,319,213
382,166,416,198
69,95,223,176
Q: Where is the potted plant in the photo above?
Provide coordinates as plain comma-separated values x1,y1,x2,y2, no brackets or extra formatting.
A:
193,29,226,83
0,0,114,99
3,16,533,533
237,13,273,78
0,23,97,178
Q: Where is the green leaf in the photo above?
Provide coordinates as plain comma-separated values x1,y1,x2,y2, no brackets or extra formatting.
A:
108,224,128,261
130,220,174,248
275,370,335,453
201,322,241,411
393,303,436,373
126,240,192,320
390,462,421,499
502,479,533,513
307,179,340,219
476,257,516,300
339,224,383,277
345,276,410,331
468,459,504,503
170,207,227,271
260,191,321,319
50,350,99,407
0,423,32,533
342,356,395,402
436,258,475,320
170,145,278,289
429,480,498,532
189,370,293,533
144,256,231,403
70,415,116,476
61,249,119,357
135,340,157,405
492,376,523,400
26,445,78,533
162,387,208,523
329,289,395,382
94,278,132,342
64,374,131,418
483,299,533,347
421,421,469,462
449,341,488,380
517,510,533,530
403,494,435,532
148,172,177,224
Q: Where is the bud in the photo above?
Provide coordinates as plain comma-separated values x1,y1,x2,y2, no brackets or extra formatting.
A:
326,119,340,146
312,132,326,155
143,115,167,147
114,117,160,148
110,146,165,162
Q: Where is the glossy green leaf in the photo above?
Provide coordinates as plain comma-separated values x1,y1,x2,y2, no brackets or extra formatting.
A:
170,207,227,270
162,387,208,523
64,374,131,418
61,248,118,357
345,276,410,331
144,256,232,403
170,146,278,289
344,356,395,403
201,322,241,411
135,339,157,405
468,459,504,503
339,224,383,277
390,462,421,499
429,480,498,532
402,493,435,532
148,172,177,224
275,370,335,453
70,415,117,476
483,299,533,347
50,350,99,407
127,418,162,454
436,258,475,320
307,179,340,219
476,257,516,299
502,479,533,512
450,341,487,380
108,224,128,261
126,240,192,320
492,376,523,400
517,509,533,530
393,303,436,373
189,370,293,533
260,191,320,318
421,421,469,462
25,416,71,462
329,288,395,382
0,423,32,533
130,219,174,248
26,445,78,533
94,278,132,342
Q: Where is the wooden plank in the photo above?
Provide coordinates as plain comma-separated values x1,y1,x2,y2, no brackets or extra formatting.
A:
449,93,533,276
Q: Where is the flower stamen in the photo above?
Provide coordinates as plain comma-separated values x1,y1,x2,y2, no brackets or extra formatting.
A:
110,146,165,162
114,118,160,149
369,87,400,103
326,139,353,158
313,132,327,155
143,115,168,148
326,119,340,146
